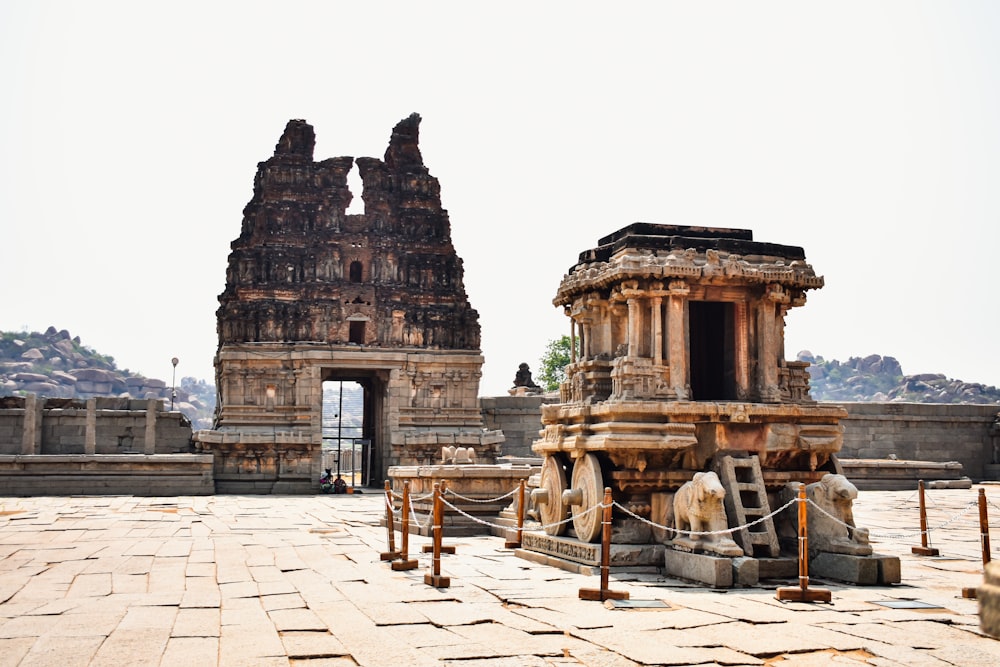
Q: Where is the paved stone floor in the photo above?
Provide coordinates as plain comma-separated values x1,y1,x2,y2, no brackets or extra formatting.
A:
2,486,1000,666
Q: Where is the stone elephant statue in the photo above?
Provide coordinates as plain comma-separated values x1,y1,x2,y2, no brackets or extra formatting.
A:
790,473,872,556
672,471,744,557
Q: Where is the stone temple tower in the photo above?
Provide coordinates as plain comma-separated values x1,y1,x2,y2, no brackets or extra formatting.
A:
194,114,503,493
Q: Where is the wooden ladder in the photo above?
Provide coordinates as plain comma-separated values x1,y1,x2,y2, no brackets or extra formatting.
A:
716,454,779,558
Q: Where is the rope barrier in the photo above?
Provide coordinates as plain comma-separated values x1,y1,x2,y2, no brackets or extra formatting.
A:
437,495,600,533
444,487,519,504
613,496,798,538
807,496,980,541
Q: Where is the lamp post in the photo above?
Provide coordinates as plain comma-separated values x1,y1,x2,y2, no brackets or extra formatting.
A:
170,357,179,411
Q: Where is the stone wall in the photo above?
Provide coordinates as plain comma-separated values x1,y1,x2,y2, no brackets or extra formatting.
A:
483,399,1000,481
836,402,998,481
480,394,560,458
0,396,193,456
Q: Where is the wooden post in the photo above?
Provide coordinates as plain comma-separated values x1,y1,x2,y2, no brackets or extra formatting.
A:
391,481,418,571
980,487,992,567
424,482,451,588
423,480,456,554
579,487,629,601
963,488,992,599
379,480,400,561
776,485,831,602
912,480,940,556
505,479,526,548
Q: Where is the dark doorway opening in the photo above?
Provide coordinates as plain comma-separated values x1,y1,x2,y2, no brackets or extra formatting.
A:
321,373,385,488
349,320,365,344
689,301,736,400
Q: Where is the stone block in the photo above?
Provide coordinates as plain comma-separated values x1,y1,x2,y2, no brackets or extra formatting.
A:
664,548,734,588
980,562,1000,638
732,556,759,586
757,557,798,580
809,552,900,585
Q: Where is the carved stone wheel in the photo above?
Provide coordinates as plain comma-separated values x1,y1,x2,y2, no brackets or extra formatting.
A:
539,454,569,536
570,453,605,543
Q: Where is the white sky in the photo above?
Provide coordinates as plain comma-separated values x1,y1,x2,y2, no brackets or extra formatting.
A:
1,1,998,397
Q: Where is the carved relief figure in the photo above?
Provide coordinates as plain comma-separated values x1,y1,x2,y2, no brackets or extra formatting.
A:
672,471,744,557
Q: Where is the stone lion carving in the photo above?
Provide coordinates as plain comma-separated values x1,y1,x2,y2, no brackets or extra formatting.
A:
798,474,872,556
672,471,744,557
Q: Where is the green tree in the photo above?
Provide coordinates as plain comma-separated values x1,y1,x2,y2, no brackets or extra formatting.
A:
537,335,576,391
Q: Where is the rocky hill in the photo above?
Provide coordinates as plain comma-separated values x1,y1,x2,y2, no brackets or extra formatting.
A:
0,327,216,429
798,351,1000,404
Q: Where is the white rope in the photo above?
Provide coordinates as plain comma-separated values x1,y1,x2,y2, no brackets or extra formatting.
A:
408,502,431,531
808,497,980,541
444,487,518,504
437,496,604,532
613,496,799,537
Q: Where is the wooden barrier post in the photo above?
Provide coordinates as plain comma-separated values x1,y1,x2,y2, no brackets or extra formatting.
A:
379,480,400,561
777,485,831,602
963,488,992,599
424,482,451,588
979,487,992,567
391,480,418,571
505,479,527,549
579,487,629,601
423,480,456,554
912,480,940,556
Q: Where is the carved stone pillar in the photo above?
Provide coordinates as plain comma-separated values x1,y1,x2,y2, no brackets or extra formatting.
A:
758,284,789,403
85,398,97,455
651,296,663,365
21,393,40,455
144,400,157,454
627,297,640,358
570,317,577,364
667,280,689,400
734,302,749,400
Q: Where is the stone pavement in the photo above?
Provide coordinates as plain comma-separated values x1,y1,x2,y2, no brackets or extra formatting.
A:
1,486,1000,666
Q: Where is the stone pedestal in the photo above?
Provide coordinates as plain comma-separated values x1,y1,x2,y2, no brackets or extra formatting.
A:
389,464,534,536
810,552,901,585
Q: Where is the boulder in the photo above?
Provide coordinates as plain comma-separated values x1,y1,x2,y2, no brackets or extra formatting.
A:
11,372,49,383
51,371,78,385
22,381,61,395
70,368,119,383
20,348,44,360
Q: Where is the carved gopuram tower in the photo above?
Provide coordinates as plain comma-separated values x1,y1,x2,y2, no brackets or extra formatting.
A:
194,115,503,493
531,224,848,543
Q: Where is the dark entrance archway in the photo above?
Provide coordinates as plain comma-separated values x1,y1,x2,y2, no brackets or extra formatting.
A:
320,369,388,486
689,301,737,401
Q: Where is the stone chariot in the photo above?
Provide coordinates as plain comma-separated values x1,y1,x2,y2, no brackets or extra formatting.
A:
532,224,848,554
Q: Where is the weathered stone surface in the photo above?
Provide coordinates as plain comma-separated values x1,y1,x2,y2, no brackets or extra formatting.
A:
981,561,1000,638
198,115,502,491
809,551,900,585
664,548,734,587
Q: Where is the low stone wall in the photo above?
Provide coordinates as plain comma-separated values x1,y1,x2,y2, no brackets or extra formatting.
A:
837,402,998,481
0,454,215,495
0,395,192,455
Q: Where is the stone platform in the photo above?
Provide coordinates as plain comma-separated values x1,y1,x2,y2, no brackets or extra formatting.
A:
839,457,971,490
0,454,215,495
2,489,999,665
